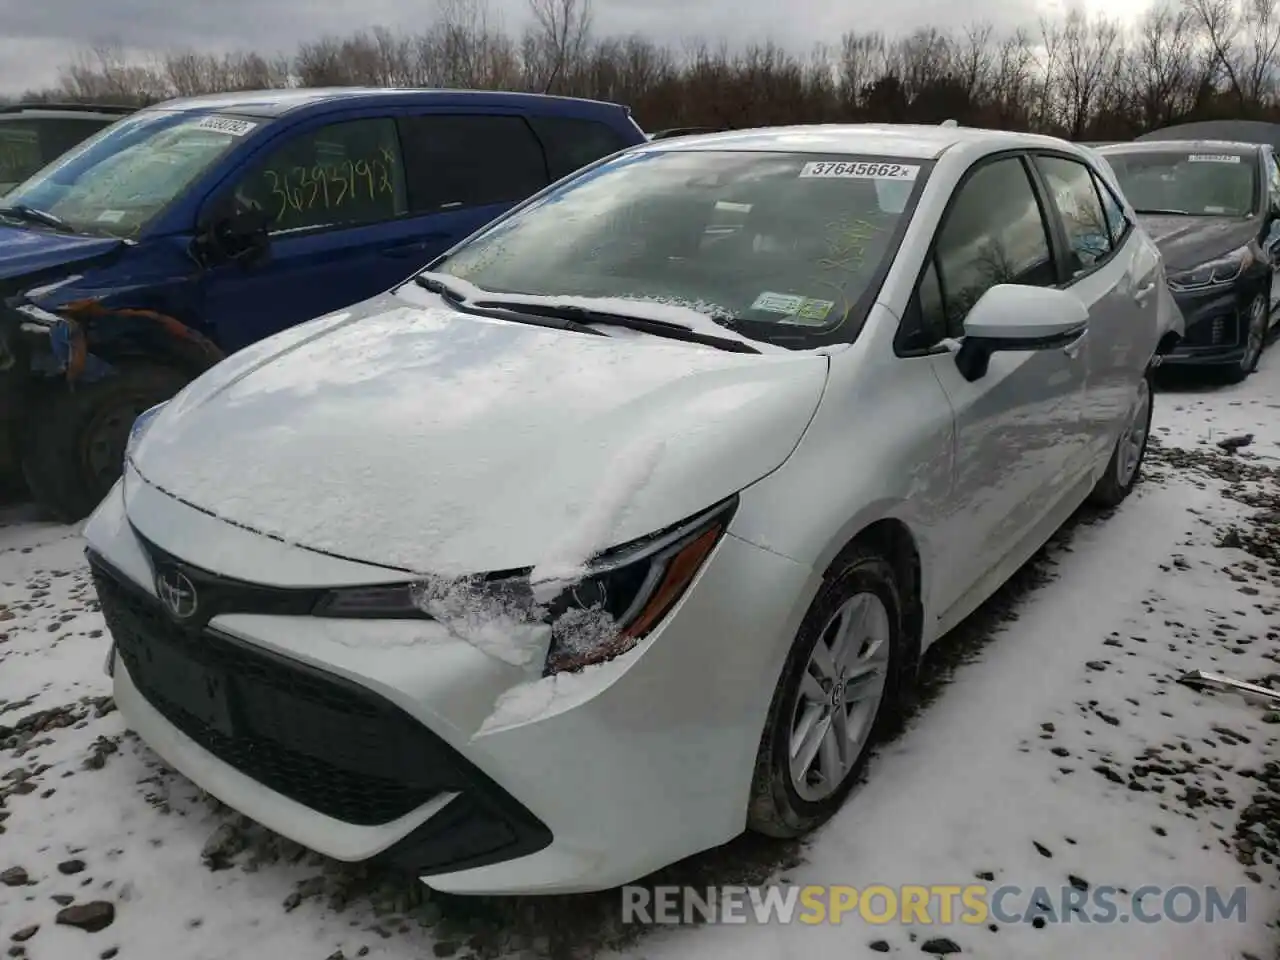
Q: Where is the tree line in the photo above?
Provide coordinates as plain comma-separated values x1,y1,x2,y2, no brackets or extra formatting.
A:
7,0,1280,140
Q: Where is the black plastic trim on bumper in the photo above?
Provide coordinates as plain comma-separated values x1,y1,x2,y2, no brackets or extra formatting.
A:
87,547,553,876
1160,348,1248,367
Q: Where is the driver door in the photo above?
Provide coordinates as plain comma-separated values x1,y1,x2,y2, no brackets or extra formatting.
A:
910,154,1090,620
198,115,428,353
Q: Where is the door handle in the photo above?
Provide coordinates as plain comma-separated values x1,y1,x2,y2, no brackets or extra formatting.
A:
1134,280,1156,302
1064,329,1088,359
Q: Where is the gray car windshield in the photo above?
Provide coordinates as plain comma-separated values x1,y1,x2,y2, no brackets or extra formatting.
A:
1102,149,1257,217
430,149,929,348
2,110,263,237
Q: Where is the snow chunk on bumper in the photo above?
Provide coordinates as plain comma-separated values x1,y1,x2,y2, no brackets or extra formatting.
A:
474,652,635,737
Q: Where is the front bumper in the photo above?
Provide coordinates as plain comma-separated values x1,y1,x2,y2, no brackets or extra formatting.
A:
84,472,816,894
1161,283,1259,367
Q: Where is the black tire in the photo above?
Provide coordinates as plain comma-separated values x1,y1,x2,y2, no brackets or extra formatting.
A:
1221,292,1269,384
1088,366,1155,508
21,362,190,523
747,546,905,838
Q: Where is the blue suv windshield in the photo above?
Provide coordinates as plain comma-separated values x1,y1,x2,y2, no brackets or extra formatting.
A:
3,110,267,238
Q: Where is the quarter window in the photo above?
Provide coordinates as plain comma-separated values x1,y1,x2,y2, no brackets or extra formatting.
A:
1034,155,1114,273
924,156,1056,339
226,117,408,234
1092,169,1129,247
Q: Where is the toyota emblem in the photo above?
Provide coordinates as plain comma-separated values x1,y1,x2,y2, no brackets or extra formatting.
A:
156,569,198,620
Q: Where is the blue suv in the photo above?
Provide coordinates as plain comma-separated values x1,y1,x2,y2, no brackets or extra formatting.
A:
0,87,646,518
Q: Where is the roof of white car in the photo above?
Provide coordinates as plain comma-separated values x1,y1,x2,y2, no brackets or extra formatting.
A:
644,123,1078,160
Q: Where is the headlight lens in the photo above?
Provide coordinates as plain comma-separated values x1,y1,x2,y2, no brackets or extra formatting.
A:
1168,247,1253,291
313,495,738,674
125,401,168,460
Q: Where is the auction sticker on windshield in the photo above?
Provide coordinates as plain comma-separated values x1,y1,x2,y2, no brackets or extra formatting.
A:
800,161,919,180
752,291,836,323
193,116,258,137
1188,154,1241,163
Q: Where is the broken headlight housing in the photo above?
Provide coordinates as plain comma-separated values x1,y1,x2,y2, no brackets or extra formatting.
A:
313,495,738,674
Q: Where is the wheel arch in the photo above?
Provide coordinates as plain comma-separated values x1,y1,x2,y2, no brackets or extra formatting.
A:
814,511,925,678
63,301,224,383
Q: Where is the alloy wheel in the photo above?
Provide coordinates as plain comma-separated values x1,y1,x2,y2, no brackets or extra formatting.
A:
788,591,891,802
1115,375,1152,488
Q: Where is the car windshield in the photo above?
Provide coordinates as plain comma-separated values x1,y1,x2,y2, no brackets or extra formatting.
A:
2,110,264,237
1101,148,1257,217
429,149,930,348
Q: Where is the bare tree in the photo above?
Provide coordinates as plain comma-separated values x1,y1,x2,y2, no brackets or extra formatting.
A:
1127,4,1204,128
28,7,1280,136
1059,10,1124,138
1187,0,1280,112
526,0,592,93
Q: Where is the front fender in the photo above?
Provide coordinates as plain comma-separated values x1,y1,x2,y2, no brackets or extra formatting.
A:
11,298,225,385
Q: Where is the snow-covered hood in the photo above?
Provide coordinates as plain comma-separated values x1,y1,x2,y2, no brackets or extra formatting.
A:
129,291,829,575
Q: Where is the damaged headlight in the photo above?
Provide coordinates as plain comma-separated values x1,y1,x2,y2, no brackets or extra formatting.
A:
313,495,738,675
1167,246,1253,291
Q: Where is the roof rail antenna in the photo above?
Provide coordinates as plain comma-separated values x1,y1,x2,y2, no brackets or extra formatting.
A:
940,119,958,127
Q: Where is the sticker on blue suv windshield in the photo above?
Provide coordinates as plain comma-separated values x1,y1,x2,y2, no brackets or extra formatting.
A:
193,116,258,137
800,161,920,180
1188,154,1241,163
751,291,835,323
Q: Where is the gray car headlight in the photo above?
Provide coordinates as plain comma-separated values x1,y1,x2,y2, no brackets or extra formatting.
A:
1167,246,1253,291
313,496,738,674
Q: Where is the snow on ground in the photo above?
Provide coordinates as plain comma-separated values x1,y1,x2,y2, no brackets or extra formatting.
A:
1,352,1280,960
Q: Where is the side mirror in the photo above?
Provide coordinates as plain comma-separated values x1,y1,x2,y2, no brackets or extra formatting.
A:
194,203,273,268
954,284,1088,382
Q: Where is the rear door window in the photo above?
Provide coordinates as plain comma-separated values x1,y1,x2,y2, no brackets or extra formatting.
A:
397,114,549,213
526,116,631,181
0,125,42,187
37,118,115,164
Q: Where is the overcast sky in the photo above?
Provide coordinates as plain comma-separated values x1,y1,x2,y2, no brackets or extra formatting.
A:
0,0,1149,94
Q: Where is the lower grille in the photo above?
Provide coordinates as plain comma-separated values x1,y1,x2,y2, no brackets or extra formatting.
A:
1182,311,1235,348
90,558,454,826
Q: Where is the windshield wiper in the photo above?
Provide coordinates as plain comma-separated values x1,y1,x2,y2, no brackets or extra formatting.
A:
468,299,762,354
0,203,67,230
1134,207,1192,216
413,274,606,337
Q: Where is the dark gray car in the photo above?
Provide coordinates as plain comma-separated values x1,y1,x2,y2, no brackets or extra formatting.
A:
1099,138,1280,382
0,103,134,195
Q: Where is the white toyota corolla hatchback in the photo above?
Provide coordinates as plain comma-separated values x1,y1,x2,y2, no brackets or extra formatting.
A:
84,124,1183,896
